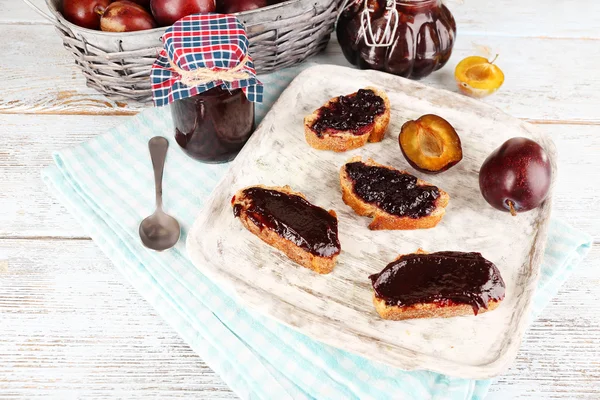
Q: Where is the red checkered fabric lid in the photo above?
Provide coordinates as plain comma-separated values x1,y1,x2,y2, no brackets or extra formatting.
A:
151,14,263,107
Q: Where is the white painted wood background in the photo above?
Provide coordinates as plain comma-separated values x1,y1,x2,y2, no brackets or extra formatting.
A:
0,0,598,398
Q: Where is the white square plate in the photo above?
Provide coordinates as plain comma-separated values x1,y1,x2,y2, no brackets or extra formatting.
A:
187,65,557,378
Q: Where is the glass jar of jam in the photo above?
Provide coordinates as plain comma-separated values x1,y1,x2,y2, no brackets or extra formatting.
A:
172,86,255,163
151,14,263,163
336,0,456,79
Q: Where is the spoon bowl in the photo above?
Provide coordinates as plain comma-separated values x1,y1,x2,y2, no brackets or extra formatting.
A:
139,210,181,251
139,136,181,251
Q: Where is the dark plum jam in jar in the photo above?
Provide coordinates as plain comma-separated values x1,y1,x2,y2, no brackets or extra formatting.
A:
337,0,456,79
171,86,255,163
151,15,262,164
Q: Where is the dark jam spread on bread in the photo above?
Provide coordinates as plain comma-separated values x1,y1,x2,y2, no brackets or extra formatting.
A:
233,188,340,258
345,161,440,218
312,89,385,136
369,252,506,314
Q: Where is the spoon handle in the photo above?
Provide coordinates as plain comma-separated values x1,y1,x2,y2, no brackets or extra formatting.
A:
148,136,169,211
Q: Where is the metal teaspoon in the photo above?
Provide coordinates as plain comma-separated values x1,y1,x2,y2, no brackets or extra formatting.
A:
139,136,181,251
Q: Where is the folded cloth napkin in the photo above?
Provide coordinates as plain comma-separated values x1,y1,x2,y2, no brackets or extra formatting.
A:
42,65,593,400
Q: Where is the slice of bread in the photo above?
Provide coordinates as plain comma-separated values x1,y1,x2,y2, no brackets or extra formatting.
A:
340,157,449,230
232,185,340,274
372,250,503,320
304,87,391,152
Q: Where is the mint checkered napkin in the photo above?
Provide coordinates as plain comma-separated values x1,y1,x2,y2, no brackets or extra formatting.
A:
42,65,593,400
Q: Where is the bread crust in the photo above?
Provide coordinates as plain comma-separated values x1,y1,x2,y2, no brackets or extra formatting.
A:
372,249,503,320
372,295,501,320
340,157,449,230
304,87,391,152
232,185,339,274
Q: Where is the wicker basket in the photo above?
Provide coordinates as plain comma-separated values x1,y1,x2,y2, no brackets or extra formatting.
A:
23,0,339,102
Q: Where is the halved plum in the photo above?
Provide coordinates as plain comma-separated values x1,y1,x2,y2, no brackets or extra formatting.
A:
455,56,505,98
399,114,463,174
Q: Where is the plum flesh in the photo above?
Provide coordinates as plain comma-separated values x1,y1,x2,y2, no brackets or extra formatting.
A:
399,114,463,174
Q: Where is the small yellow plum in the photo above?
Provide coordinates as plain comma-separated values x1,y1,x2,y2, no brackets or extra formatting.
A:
455,55,505,98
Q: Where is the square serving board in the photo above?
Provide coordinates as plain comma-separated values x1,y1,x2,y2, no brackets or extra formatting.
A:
187,65,557,379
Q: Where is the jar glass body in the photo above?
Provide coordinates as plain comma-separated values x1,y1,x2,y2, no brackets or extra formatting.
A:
171,87,255,163
336,0,456,79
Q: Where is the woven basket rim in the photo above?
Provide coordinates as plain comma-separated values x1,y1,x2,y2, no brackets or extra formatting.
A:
41,0,338,102
45,0,310,37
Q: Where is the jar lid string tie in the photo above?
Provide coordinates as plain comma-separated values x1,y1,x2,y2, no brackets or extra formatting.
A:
169,55,251,87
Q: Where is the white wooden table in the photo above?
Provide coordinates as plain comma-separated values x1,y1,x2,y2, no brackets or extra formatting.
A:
1,1,599,398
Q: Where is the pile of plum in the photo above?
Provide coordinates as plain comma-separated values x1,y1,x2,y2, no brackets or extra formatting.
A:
62,0,285,32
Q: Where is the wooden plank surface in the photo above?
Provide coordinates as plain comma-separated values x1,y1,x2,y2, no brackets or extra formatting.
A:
0,239,234,399
0,24,141,116
449,0,600,39
0,0,49,24
0,114,127,238
1,239,598,398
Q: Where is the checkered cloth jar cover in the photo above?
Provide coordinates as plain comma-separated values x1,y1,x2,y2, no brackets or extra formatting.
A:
151,14,263,107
